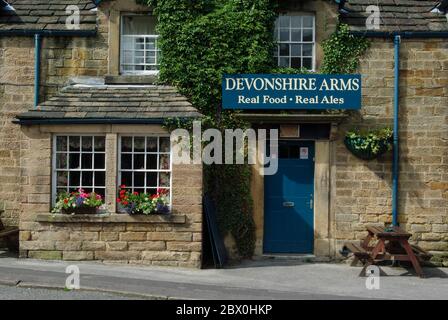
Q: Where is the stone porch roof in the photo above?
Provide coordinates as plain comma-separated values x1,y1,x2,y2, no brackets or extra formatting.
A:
341,0,448,32
0,0,97,32
15,84,202,124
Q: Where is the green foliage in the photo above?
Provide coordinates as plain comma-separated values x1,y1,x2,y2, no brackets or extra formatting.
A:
143,1,370,258
321,24,370,74
146,0,276,258
345,128,393,160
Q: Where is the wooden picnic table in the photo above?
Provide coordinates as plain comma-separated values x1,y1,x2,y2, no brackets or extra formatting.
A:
360,226,425,278
343,225,431,278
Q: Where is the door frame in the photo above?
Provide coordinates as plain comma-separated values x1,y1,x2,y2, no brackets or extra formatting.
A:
262,139,315,254
253,140,331,257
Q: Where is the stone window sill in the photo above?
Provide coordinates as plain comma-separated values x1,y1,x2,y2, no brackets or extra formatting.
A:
36,213,186,224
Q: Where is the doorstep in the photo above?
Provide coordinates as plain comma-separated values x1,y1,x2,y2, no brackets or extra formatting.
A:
257,254,331,263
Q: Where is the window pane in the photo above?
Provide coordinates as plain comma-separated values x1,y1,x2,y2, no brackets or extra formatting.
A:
122,15,157,35
279,57,289,67
56,136,67,152
121,154,132,169
82,172,93,187
134,172,145,187
121,172,132,186
121,137,132,152
147,188,157,196
146,172,157,187
160,137,170,152
303,16,314,28
303,28,313,42
159,154,170,170
134,154,145,170
69,153,80,169
81,153,92,169
291,16,301,28
69,171,80,187
291,44,301,57
147,154,157,169
303,58,313,70
279,43,289,56
134,137,145,152
94,154,105,169
147,137,158,152
57,172,68,187
291,57,301,69
56,153,67,169
94,136,105,152
69,136,80,152
95,172,105,187
159,172,170,187
82,136,93,152
279,16,290,28
94,188,105,199
279,29,289,42
291,29,301,42
303,44,313,57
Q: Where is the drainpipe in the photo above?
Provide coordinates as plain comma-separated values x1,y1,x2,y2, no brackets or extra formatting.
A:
34,34,42,108
392,35,401,227
0,29,97,109
350,30,448,227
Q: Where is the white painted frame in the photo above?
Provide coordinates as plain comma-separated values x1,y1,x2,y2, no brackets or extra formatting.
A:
120,14,160,75
274,14,316,72
51,135,107,205
117,135,173,210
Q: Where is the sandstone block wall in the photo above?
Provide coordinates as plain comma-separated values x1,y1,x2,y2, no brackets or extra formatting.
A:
334,39,448,265
18,127,203,268
0,10,109,227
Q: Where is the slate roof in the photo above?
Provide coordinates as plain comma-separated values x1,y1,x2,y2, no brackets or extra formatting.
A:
0,0,97,32
16,85,202,123
341,0,448,32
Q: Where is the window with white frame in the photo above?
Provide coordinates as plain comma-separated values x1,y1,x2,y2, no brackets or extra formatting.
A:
118,136,171,200
274,14,315,70
120,14,160,74
53,135,106,202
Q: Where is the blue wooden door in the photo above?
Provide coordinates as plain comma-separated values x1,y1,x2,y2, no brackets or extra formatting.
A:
264,140,315,254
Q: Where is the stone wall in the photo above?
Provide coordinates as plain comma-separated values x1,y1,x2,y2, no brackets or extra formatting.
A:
334,39,448,265
0,10,109,227
18,126,203,268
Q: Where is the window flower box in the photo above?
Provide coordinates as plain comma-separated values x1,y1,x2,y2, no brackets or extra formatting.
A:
117,185,170,215
52,189,104,215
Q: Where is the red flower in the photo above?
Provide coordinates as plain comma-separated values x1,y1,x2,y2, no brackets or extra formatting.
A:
133,192,139,196
116,199,121,203
63,199,69,204
122,201,129,206
120,185,126,189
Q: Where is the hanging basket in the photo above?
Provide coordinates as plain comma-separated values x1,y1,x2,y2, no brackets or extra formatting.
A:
344,129,393,160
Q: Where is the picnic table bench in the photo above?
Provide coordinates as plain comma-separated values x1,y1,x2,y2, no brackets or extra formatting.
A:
342,225,431,278
0,210,19,251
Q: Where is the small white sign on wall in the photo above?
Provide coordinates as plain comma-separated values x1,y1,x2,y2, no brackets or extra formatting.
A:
300,147,309,160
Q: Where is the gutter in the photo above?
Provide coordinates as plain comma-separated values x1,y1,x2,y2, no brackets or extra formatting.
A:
13,118,168,125
0,29,97,108
351,30,448,227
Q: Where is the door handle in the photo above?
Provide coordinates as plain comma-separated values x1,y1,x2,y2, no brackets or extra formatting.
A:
283,202,295,207
310,199,313,210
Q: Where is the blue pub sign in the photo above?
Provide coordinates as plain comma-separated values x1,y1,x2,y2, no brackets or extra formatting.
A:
222,74,362,110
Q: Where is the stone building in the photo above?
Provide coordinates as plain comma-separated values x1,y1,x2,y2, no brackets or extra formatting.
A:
1,0,203,267
0,0,447,267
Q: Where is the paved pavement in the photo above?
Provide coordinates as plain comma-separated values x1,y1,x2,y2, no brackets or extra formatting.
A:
0,284,146,300
0,257,447,300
